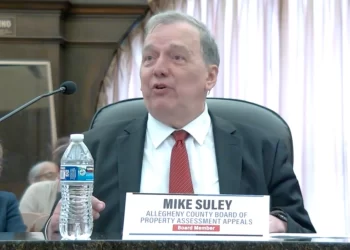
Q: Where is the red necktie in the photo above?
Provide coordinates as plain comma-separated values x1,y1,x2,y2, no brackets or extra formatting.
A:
169,130,194,194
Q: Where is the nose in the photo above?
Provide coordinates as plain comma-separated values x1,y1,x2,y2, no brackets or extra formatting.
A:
153,55,169,78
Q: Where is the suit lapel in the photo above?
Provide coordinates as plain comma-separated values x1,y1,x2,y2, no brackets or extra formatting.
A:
116,115,147,226
115,112,243,228
211,113,243,195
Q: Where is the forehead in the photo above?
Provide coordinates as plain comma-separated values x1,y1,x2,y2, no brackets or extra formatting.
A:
144,22,201,51
41,163,56,171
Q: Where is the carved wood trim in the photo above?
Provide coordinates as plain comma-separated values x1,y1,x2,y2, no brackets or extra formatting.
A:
0,37,120,47
0,1,148,15
0,2,71,11
69,5,148,15
0,37,64,44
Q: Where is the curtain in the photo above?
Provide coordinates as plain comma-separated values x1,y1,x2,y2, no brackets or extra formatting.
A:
98,0,350,235
280,0,350,235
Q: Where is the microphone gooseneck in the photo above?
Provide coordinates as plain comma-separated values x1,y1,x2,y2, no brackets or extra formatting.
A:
0,81,77,123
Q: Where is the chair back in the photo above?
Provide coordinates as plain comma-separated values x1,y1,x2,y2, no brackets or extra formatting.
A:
90,97,293,162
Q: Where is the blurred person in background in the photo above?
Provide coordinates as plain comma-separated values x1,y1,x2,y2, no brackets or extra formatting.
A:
19,137,70,215
0,143,26,232
27,161,58,185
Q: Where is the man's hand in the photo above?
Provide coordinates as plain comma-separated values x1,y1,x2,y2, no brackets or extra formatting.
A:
269,215,287,233
47,196,105,236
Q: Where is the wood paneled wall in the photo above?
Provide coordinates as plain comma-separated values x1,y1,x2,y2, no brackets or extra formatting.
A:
0,0,148,197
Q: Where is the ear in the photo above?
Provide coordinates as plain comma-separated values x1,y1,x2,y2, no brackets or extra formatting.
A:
205,65,218,92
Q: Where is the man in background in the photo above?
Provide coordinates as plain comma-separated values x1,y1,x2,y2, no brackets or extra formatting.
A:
20,137,69,215
27,161,58,185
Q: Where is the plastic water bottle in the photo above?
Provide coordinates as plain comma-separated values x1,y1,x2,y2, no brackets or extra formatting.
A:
59,134,94,240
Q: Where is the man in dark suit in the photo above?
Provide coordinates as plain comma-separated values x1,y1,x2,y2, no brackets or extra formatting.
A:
0,191,27,232
46,10,315,237
0,145,26,232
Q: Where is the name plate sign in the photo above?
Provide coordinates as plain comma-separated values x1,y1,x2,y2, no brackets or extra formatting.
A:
0,16,16,37
123,193,270,241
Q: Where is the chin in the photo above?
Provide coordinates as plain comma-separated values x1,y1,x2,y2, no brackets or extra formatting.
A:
149,100,176,115
152,97,172,106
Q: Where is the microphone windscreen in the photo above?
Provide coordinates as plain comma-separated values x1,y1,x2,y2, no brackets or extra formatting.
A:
60,81,77,95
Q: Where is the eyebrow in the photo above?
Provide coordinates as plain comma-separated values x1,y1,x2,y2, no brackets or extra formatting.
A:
142,44,154,54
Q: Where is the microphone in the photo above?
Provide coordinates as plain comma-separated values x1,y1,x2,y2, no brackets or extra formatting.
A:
0,81,77,123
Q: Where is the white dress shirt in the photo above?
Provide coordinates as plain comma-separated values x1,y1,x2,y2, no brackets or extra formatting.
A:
140,104,220,194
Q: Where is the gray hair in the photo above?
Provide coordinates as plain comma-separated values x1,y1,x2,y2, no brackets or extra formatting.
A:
27,161,56,184
144,10,220,67
28,162,43,184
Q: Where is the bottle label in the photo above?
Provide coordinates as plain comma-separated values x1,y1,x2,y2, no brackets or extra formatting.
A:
60,165,94,181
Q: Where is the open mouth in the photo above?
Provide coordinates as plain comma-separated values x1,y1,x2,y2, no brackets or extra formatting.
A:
154,84,167,89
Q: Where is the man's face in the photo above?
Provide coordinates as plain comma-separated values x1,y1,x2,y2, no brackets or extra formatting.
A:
38,162,58,182
140,22,218,124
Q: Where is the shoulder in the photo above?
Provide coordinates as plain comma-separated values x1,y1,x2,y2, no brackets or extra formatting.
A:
0,191,18,211
0,192,26,232
23,180,57,194
0,191,16,202
213,115,292,174
235,121,280,144
83,117,146,146
211,114,289,163
212,114,281,145
84,119,135,138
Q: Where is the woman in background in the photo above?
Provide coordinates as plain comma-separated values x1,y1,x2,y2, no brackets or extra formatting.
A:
0,143,26,232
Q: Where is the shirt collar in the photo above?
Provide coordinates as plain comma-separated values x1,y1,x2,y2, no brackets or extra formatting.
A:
147,104,211,149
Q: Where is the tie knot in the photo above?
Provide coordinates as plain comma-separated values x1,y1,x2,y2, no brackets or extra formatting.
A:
172,130,189,142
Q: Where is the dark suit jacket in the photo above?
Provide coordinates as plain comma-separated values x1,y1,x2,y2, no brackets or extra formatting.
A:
48,112,316,237
0,191,26,232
